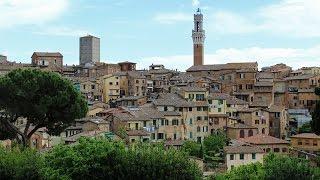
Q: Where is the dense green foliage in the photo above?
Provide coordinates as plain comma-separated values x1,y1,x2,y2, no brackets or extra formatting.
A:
0,69,88,145
299,121,312,133
214,153,320,180
182,140,203,158
0,138,202,180
0,147,43,179
203,132,227,155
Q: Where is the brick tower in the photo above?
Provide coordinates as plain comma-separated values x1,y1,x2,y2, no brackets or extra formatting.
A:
192,8,205,66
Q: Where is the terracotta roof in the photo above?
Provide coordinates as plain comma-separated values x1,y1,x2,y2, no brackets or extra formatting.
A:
32,52,62,57
224,145,264,154
181,86,207,92
187,62,258,72
153,93,194,107
160,111,181,116
240,134,289,145
285,74,314,80
268,105,285,113
127,130,149,136
254,81,273,87
291,133,320,139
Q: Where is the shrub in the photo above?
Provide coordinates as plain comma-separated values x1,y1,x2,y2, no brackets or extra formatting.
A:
43,138,202,180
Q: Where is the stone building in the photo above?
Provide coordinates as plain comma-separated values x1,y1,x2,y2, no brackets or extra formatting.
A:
224,145,264,170
31,52,63,68
227,123,258,139
240,134,290,154
102,74,120,103
79,35,100,65
291,133,320,154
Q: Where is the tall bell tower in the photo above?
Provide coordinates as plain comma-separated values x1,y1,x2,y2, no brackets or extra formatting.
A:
192,8,205,66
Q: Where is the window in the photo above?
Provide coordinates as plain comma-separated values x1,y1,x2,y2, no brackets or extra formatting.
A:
157,133,164,139
255,120,259,124
230,154,234,160
189,118,193,125
174,133,177,140
83,85,86,89
240,73,245,79
298,141,303,145
109,82,113,85
197,107,202,111
247,84,253,89
208,100,212,104
179,107,183,112
116,82,119,85
143,121,146,127
135,123,138,130
161,119,164,126
262,128,265,134
136,80,139,83
197,116,202,121
248,130,253,137
203,107,208,111
313,140,318,146
218,100,223,105
282,148,287,153
165,120,169,126
274,148,280,152
214,118,219,125
275,112,280,118
197,137,201,143
164,106,168,111
189,94,194,100
240,154,244,160
239,84,243,90
189,132,193,138
196,94,205,101
218,108,222,112
204,116,208,120
172,119,179,126
240,130,245,138
197,126,201,132
266,148,271,152
189,107,193,111
252,153,256,160
305,140,310,145
256,112,259,116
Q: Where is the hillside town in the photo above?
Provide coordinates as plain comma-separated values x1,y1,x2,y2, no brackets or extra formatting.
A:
1,8,320,175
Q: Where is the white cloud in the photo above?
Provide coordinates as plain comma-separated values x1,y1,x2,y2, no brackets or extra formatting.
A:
154,13,191,24
209,0,320,37
34,26,90,37
0,0,68,29
192,0,200,7
138,45,320,71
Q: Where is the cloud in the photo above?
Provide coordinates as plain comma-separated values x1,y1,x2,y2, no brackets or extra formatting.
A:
154,12,191,24
34,26,90,37
192,0,200,7
137,45,320,71
0,0,68,29
209,0,320,37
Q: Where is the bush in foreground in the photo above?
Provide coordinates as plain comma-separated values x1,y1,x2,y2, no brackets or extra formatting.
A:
43,138,202,180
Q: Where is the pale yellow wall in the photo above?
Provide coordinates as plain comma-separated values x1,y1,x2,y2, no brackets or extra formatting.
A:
226,152,264,170
102,75,120,103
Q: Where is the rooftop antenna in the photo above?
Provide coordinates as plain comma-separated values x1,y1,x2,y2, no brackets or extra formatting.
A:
197,8,201,13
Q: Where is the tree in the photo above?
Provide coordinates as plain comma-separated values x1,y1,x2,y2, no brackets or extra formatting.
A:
0,69,88,146
203,131,227,156
214,162,265,180
181,140,203,158
264,153,318,180
42,138,202,180
299,121,312,133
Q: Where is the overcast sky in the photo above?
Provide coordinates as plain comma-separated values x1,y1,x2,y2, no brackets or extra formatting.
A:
1,0,320,71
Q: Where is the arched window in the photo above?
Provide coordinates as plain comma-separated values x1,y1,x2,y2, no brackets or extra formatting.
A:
262,128,265,134
248,130,253,137
240,130,245,138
